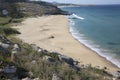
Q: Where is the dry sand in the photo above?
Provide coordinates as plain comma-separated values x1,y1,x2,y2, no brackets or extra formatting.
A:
14,15,120,73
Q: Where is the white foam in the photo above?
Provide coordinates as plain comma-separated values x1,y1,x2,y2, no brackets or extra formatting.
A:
69,13,85,20
68,18,120,68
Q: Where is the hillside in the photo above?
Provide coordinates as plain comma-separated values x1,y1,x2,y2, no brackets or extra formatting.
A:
0,1,69,17
0,36,117,80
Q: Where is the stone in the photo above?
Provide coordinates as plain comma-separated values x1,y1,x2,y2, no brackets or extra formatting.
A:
3,66,17,74
31,44,38,51
58,55,74,66
31,60,37,64
73,61,80,65
52,73,61,80
11,44,20,56
51,51,61,55
30,44,43,52
43,56,56,62
0,36,13,49
17,68,29,79
112,71,120,78
2,9,8,15
13,44,20,51
0,46,9,53
41,49,48,53
38,48,43,52
0,42,10,49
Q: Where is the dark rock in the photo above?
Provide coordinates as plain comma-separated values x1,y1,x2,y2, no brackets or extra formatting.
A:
117,71,120,73
0,73,7,79
0,46,9,53
51,51,61,55
0,36,20,54
48,57,56,62
16,68,29,79
58,55,74,66
30,44,42,51
0,36,13,44
43,56,54,62
72,66,81,71
0,36,14,53
31,44,48,53
41,49,48,53
0,36,13,49
3,65,17,74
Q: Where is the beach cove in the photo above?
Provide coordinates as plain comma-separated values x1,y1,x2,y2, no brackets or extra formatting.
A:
14,15,120,73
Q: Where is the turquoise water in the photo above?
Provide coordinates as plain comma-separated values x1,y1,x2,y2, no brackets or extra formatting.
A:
61,5,120,67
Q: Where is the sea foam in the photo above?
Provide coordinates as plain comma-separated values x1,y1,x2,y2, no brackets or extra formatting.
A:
68,18,120,68
69,13,85,20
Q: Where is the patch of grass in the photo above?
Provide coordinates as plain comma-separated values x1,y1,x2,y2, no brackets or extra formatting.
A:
0,16,22,36
0,26,20,36
0,17,12,25
11,18,23,23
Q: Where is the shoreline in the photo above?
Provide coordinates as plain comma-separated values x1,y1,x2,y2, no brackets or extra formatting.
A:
68,19,120,68
13,15,120,73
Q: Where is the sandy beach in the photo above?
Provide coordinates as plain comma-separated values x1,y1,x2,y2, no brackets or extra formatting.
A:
14,15,120,73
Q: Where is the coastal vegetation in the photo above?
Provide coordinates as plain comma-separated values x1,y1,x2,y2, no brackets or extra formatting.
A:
0,36,116,80
0,0,120,80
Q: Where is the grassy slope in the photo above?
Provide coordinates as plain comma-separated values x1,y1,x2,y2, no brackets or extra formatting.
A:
3,37,114,80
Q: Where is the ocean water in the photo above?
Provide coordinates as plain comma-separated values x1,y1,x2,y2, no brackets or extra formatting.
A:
61,5,120,68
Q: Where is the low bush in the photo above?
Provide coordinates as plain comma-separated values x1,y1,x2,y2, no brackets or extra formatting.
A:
0,26,20,36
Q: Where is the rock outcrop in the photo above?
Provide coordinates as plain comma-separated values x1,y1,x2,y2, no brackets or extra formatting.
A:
0,36,20,54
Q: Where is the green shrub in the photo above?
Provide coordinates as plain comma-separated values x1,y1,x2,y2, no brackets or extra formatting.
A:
0,26,20,35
